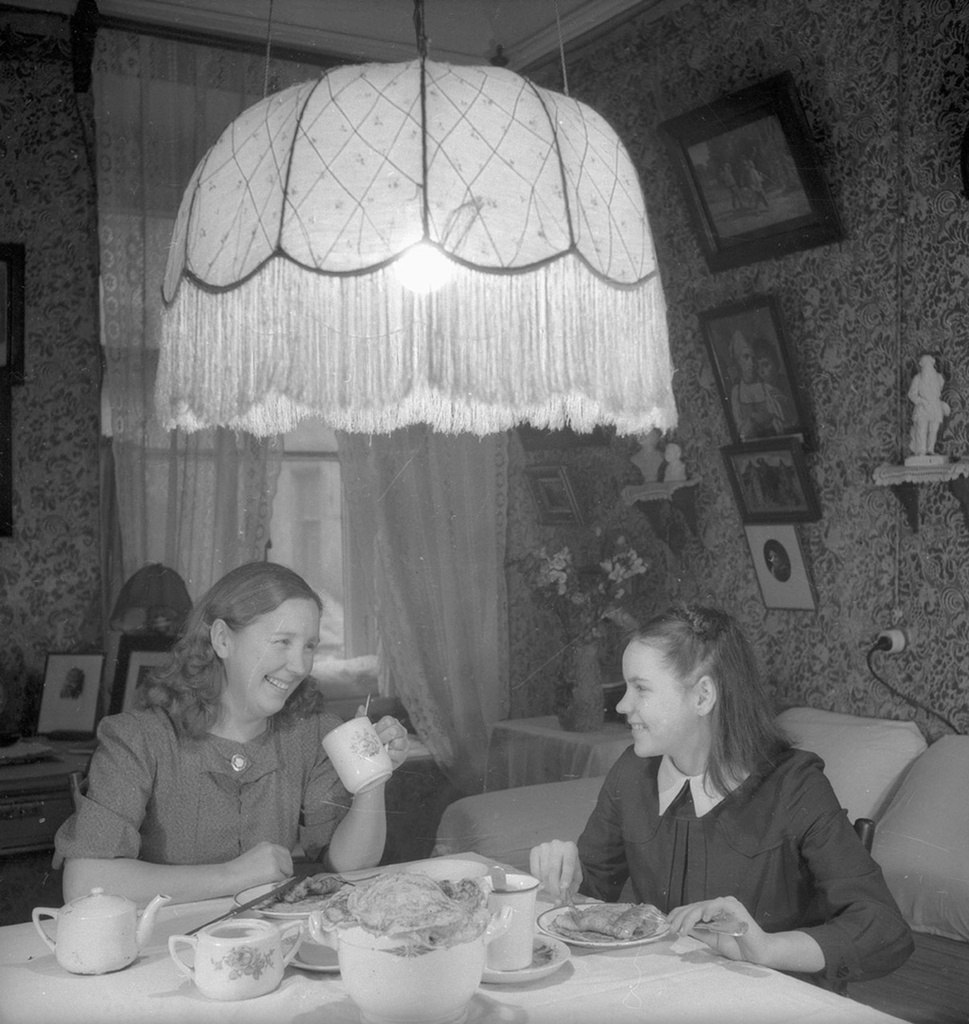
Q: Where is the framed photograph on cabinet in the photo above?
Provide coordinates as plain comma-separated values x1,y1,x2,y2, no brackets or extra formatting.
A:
524,465,584,525
659,72,842,271
699,294,810,445
720,437,820,524
36,653,106,737
745,523,817,610
109,634,175,714
0,244,25,382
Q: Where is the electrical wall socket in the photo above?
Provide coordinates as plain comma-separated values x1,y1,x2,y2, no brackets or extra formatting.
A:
876,628,907,654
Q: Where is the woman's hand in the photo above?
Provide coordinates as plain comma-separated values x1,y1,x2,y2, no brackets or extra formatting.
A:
230,841,294,890
372,714,410,769
529,840,580,902
666,895,763,963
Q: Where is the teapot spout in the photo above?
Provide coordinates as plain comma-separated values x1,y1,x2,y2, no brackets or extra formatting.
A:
136,893,172,949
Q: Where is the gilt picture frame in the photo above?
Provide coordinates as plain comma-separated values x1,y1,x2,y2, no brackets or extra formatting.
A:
699,294,811,446
524,465,584,525
109,633,175,715
720,437,820,524
745,523,817,610
36,653,106,737
659,72,842,271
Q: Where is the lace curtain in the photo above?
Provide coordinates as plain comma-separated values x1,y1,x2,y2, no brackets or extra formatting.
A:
92,31,319,599
340,429,509,794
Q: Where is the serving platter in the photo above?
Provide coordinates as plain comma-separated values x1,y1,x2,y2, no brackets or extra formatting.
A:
537,905,670,949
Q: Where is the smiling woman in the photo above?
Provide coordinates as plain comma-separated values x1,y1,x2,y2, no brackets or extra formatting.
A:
53,562,410,908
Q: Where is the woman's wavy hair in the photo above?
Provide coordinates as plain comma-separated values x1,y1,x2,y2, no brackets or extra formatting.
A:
142,562,326,739
627,603,789,794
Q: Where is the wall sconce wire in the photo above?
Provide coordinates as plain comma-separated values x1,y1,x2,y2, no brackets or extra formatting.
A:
865,643,962,734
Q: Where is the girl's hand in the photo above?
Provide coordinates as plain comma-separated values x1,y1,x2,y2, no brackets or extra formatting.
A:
372,714,410,769
529,840,580,902
666,896,762,962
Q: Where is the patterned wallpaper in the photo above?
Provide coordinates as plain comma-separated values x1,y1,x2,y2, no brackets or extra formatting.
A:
508,0,969,740
0,15,102,733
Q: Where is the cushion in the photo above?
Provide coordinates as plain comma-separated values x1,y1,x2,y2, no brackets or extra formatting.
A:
873,735,969,941
776,707,927,822
432,776,604,872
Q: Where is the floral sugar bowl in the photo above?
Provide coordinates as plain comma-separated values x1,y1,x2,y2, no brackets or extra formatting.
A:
32,889,171,975
169,918,303,1001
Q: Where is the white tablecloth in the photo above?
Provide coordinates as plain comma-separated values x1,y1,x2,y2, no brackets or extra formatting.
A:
486,716,632,790
1,886,909,1024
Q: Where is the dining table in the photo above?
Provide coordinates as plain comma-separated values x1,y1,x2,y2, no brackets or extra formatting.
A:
0,854,911,1024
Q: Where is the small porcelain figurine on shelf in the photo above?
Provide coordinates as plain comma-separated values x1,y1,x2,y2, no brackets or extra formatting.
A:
661,442,687,482
905,353,950,466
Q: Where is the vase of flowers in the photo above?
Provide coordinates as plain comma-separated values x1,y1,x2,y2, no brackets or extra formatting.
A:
516,539,648,731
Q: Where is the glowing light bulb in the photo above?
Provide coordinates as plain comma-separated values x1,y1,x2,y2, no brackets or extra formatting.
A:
395,243,452,293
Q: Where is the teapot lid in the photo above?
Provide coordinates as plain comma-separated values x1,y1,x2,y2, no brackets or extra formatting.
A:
70,887,133,917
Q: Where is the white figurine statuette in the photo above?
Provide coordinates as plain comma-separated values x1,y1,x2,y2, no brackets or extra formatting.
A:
905,353,950,466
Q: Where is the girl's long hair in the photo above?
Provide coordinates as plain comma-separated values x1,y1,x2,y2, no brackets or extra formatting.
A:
142,562,326,738
628,604,789,794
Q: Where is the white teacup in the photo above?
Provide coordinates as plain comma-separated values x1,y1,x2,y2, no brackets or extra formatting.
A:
486,872,540,972
322,717,393,794
169,917,302,1001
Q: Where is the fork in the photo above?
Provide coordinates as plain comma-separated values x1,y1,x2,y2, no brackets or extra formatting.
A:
692,913,748,937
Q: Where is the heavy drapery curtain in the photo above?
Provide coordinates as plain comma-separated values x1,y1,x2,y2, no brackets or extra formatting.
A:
340,429,509,795
92,31,321,599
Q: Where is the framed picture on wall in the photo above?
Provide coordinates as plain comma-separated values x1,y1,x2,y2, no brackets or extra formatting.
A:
0,243,25,382
659,72,842,271
0,370,10,537
108,634,175,715
720,437,820,524
36,653,106,737
699,294,811,446
744,523,817,610
524,464,584,525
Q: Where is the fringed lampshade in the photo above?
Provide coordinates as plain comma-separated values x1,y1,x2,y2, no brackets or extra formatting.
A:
158,58,677,437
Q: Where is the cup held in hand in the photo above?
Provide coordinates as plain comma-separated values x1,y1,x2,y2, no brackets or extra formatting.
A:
322,717,393,794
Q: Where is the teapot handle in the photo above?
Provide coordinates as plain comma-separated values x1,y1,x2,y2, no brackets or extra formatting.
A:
168,935,198,981
31,908,58,954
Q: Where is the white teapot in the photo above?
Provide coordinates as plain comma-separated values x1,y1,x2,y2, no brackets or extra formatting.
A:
33,888,171,974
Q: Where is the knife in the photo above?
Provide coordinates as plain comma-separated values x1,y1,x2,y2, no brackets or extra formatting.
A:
187,876,301,935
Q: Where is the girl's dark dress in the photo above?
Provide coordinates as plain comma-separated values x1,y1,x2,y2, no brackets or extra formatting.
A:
577,747,913,985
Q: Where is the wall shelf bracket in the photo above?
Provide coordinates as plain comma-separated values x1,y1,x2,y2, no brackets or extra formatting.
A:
621,478,700,548
872,460,969,532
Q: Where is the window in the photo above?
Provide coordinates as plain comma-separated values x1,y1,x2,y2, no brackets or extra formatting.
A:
269,419,346,658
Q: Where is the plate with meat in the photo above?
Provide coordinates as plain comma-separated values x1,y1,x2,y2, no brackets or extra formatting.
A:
234,869,376,919
537,902,670,948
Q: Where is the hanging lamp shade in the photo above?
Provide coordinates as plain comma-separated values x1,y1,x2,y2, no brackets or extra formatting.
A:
158,59,677,437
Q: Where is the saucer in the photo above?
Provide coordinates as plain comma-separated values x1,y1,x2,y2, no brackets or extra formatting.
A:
481,936,570,985
290,941,339,973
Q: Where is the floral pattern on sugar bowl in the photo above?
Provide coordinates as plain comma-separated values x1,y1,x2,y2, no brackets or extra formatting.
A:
216,942,275,981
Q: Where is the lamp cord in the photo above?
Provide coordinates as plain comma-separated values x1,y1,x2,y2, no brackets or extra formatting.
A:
865,645,962,734
262,0,276,97
553,0,569,96
413,0,428,60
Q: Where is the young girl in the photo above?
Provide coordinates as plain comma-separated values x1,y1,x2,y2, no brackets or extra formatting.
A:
56,561,409,905
530,605,912,985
